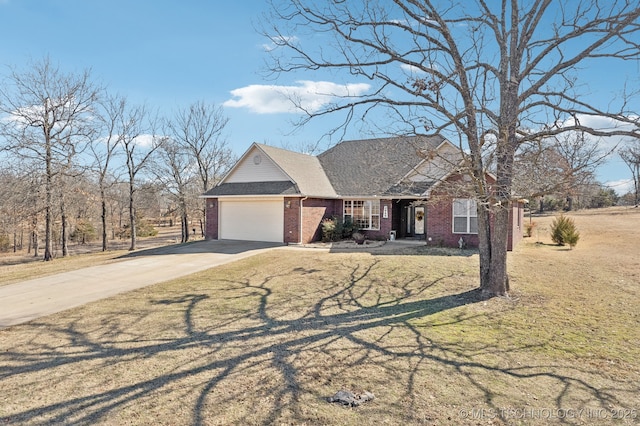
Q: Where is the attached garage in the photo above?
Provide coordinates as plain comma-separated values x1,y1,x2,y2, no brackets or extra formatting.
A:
218,198,284,243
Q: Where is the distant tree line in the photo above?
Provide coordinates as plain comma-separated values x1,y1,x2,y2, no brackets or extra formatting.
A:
0,57,235,259
511,130,634,212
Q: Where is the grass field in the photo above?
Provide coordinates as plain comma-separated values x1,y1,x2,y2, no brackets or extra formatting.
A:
0,226,186,287
0,207,638,425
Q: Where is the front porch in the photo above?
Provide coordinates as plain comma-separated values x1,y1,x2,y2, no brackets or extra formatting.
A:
391,199,428,240
360,198,480,249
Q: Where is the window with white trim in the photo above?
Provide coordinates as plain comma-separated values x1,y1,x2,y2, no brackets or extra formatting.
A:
344,200,380,230
453,199,478,234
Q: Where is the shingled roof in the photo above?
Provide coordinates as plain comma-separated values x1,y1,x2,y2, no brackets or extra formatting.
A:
257,144,337,197
203,181,299,196
318,135,446,196
205,135,453,198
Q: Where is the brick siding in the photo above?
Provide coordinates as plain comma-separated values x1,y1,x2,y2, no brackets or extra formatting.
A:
426,199,480,248
204,198,218,240
283,198,341,244
283,198,300,244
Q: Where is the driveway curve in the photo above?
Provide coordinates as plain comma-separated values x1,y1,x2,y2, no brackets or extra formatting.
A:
0,240,281,329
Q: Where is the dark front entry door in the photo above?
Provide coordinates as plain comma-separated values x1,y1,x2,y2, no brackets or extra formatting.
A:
393,200,424,238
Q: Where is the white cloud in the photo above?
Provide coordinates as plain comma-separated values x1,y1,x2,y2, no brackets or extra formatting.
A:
132,134,156,147
563,114,639,132
604,178,634,195
559,114,640,152
400,63,427,75
262,35,299,52
224,80,371,114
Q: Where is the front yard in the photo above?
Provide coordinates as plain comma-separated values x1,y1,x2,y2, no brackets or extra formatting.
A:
0,208,639,425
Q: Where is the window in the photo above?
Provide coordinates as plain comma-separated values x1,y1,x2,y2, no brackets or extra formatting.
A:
344,200,380,230
453,199,478,234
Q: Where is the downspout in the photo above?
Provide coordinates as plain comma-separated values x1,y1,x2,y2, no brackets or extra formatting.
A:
424,203,428,244
424,190,431,244
299,197,308,244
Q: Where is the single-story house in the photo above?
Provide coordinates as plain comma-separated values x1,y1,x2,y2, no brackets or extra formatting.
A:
203,136,524,250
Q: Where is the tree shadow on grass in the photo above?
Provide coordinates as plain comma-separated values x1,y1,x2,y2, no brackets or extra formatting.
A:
0,259,634,425
329,243,479,257
533,241,576,251
116,239,283,258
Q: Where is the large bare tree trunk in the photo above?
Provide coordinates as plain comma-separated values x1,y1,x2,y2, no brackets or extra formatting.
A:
486,208,510,295
476,205,492,292
61,199,68,257
101,189,108,251
44,142,53,261
32,231,38,258
31,216,39,258
128,182,136,251
181,212,190,243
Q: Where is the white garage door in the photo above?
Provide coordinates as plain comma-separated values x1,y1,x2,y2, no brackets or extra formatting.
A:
219,199,284,242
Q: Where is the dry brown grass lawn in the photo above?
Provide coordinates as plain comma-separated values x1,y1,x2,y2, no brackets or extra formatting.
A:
0,207,639,425
0,226,186,287
0,250,129,287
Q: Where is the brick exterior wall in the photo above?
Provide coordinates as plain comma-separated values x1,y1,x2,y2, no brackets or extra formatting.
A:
283,197,341,244
205,193,524,249
426,199,481,248
301,198,341,243
283,197,300,244
426,198,523,250
204,198,218,240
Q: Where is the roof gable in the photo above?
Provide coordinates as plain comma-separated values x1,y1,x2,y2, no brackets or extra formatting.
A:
209,143,337,198
225,145,290,183
400,140,464,195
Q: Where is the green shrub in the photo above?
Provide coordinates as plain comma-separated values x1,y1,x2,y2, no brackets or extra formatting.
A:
550,215,580,249
117,216,158,239
0,234,10,252
339,217,357,239
70,220,97,244
321,217,358,242
321,218,337,242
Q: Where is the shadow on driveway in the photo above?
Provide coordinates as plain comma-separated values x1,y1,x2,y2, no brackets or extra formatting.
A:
0,240,282,329
118,240,284,257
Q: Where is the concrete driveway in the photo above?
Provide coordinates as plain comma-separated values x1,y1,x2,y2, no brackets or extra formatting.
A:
0,240,281,329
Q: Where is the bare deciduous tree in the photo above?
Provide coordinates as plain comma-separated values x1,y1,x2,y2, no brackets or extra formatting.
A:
0,166,36,252
514,132,611,211
152,136,194,243
265,0,640,295
620,139,640,205
0,57,101,260
118,103,159,251
91,94,126,251
165,101,234,235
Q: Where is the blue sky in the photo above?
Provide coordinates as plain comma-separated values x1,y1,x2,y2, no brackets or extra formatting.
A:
1,0,638,194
